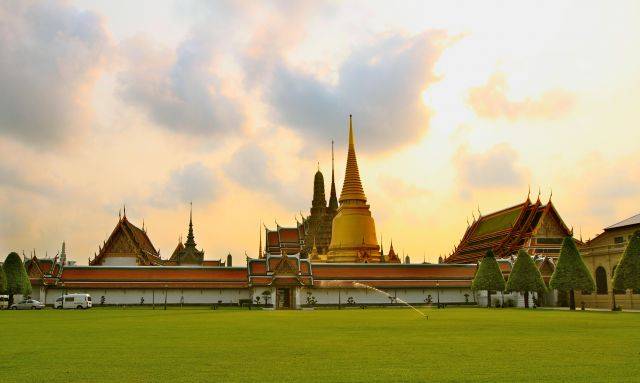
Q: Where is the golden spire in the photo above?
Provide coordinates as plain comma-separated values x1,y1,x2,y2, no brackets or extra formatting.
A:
339,115,367,203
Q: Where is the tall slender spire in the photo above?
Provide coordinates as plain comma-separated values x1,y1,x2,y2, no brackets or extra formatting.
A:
258,221,263,258
185,202,196,247
60,241,66,265
329,140,338,211
339,115,366,203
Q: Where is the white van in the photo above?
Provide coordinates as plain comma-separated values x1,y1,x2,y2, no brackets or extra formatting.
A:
55,294,92,309
0,295,8,310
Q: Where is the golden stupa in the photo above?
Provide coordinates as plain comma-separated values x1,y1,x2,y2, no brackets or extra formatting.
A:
327,115,381,263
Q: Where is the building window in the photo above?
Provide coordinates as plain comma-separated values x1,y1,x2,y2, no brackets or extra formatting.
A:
614,236,624,244
595,266,608,295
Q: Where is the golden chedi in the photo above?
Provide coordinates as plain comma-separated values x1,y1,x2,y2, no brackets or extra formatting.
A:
328,115,380,263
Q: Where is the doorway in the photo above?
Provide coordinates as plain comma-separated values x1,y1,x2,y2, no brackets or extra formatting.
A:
276,288,291,309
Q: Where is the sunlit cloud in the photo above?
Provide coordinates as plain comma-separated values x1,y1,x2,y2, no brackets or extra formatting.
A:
454,143,528,198
467,73,575,121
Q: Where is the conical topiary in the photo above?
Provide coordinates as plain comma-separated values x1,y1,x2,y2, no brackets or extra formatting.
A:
612,231,640,293
4,252,32,306
505,249,547,308
471,250,506,307
549,236,595,310
0,263,7,294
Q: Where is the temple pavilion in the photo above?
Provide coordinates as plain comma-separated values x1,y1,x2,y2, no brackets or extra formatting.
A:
445,193,573,264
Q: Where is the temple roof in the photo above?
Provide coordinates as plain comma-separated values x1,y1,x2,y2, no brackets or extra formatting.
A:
339,115,367,203
604,213,640,231
446,196,571,264
90,214,162,266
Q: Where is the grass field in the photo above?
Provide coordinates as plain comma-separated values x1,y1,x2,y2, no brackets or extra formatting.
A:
1,307,638,382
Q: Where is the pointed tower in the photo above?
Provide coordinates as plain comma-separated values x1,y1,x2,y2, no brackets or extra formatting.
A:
387,240,400,263
60,241,67,265
174,202,204,265
311,165,327,216
328,115,380,262
328,140,339,213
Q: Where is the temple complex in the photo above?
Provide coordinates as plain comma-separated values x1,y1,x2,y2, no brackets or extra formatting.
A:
445,193,572,264
19,113,639,310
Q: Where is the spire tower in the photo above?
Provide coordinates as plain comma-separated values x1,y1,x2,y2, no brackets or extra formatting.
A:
186,202,196,247
339,115,367,203
328,115,380,262
328,140,338,211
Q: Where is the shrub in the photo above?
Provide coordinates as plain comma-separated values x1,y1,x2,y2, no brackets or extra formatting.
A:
3,252,31,306
549,237,595,310
471,250,506,307
612,231,640,293
505,250,547,308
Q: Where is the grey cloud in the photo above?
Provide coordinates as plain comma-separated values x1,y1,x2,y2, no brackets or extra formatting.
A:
0,1,109,145
455,143,527,193
224,143,306,210
261,32,448,153
150,162,220,207
117,34,244,137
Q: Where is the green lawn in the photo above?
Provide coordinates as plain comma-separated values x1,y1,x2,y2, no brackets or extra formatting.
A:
1,307,638,382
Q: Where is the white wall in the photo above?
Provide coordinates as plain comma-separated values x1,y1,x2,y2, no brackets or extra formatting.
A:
100,256,139,266
42,288,250,306
302,287,475,306
476,290,556,308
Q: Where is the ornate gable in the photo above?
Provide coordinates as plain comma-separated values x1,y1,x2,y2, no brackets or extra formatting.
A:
272,255,299,276
90,215,161,266
533,203,571,237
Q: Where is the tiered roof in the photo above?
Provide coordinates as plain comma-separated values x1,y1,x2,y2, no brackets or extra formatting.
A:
445,196,571,264
89,214,164,266
264,224,305,256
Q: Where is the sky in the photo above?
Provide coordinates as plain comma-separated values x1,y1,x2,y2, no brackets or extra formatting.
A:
1,0,639,265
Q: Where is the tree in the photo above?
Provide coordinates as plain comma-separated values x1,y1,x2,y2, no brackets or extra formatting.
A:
471,250,506,307
505,250,547,308
0,263,7,294
549,237,595,310
612,230,640,304
4,252,32,306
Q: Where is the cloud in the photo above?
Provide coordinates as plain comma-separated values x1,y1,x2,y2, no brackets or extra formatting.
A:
223,142,306,210
0,1,110,145
454,143,527,194
575,156,640,221
467,73,574,121
260,32,450,153
150,162,220,207
117,34,245,137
